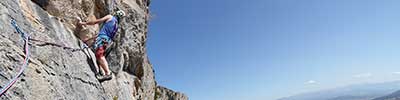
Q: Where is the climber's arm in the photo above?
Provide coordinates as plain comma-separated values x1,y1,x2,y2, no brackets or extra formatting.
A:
79,15,113,25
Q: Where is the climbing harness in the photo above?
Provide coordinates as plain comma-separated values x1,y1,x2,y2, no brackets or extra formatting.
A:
0,20,31,96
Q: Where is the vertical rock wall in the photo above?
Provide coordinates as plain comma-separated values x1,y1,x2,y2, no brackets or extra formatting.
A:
0,0,187,100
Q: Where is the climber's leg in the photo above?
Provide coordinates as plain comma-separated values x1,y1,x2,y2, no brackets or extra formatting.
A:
95,46,112,81
93,34,112,81
98,56,110,75
96,46,111,75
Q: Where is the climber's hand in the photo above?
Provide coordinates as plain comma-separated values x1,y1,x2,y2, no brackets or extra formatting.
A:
78,22,87,26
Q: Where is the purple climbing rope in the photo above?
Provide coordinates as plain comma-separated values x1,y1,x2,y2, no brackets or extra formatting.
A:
0,20,31,96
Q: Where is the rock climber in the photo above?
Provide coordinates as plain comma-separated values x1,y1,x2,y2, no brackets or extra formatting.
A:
78,10,125,81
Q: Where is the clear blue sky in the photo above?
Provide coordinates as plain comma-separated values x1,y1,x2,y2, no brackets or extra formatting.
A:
148,0,400,100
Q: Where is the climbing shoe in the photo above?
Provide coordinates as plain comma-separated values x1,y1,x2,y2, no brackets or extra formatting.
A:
95,74,102,80
96,73,112,82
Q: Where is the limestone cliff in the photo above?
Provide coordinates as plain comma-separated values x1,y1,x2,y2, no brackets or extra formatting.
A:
0,0,187,100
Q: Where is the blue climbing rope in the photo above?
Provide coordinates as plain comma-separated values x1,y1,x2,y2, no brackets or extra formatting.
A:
0,19,31,96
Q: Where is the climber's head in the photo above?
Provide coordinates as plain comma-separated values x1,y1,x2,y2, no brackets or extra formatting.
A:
114,10,125,22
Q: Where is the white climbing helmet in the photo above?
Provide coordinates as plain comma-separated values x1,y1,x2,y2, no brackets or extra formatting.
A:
115,10,125,18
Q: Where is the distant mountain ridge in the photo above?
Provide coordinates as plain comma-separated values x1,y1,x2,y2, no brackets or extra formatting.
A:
278,81,400,100
327,95,377,100
373,90,400,100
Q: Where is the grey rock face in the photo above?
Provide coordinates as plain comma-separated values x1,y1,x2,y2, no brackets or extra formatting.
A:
156,86,188,100
0,0,186,100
